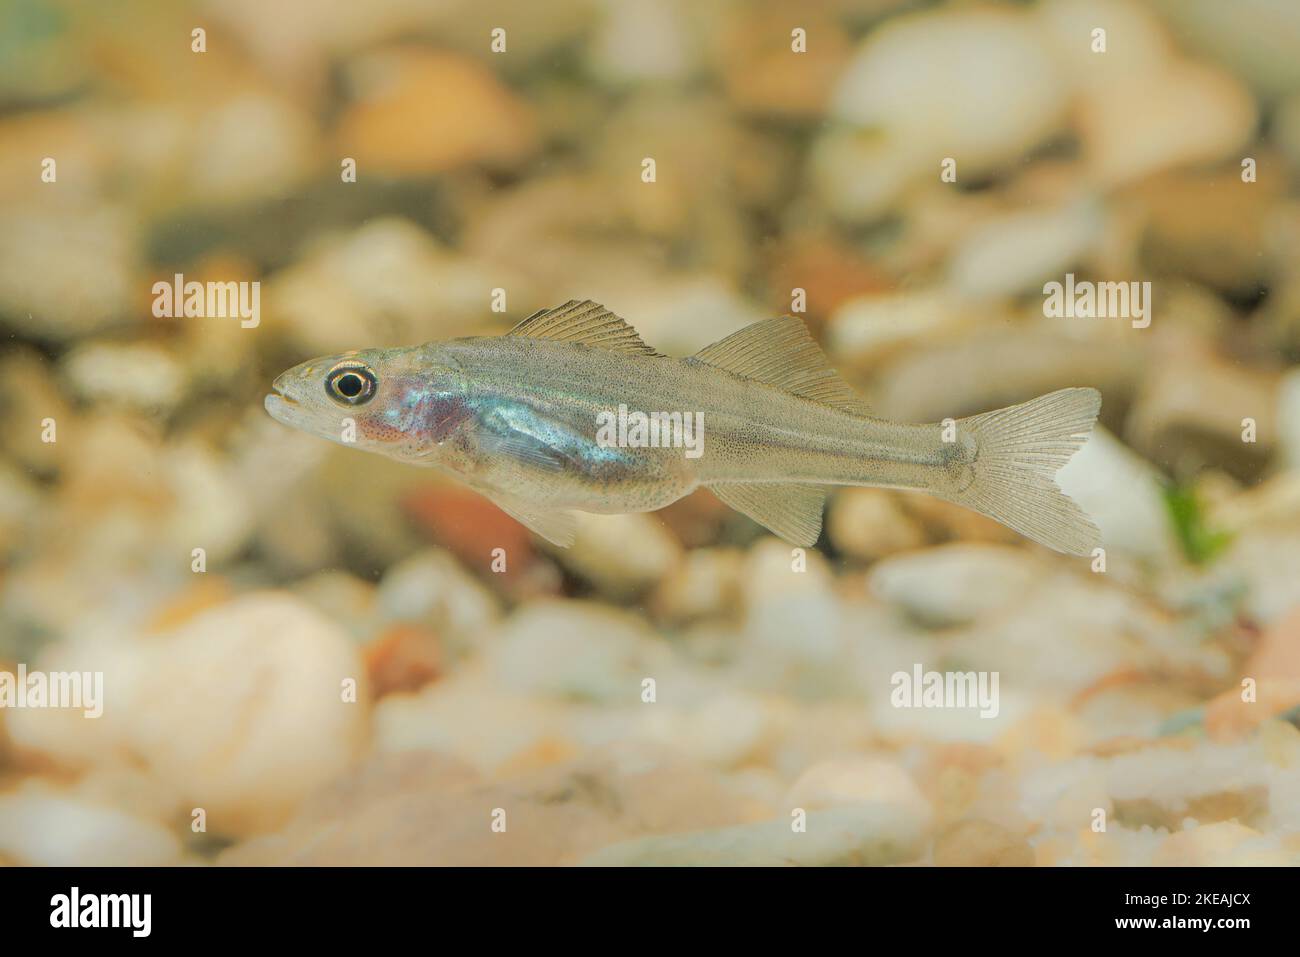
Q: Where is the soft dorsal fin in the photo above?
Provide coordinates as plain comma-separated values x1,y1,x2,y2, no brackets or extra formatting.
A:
709,482,826,547
691,317,870,415
507,300,662,356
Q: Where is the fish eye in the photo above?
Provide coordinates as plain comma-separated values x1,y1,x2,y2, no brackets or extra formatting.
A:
325,362,377,405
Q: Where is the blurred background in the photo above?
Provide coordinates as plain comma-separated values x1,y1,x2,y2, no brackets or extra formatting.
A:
2,0,1300,866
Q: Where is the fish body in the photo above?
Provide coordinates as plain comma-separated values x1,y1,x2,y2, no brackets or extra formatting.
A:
266,300,1101,553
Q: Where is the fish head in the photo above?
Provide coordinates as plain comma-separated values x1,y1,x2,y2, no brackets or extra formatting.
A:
265,344,469,464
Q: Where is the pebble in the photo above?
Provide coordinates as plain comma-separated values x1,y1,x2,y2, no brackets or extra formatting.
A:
545,512,681,599
868,544,1041,629
291,570,378,643
1205,609,1300,740
1055,425,1181,563
60,341,187,415
400,485,538,583
946,198,1106,300
376,549,501,657
128,593,369,835
808,128,919,222
932,819,1033,867
187,94,316,206
1104,742,1269,829
897,494,1022,548
739,538,846,683
637,692,770,768
871,329,1141,425
1144,0,1300,99
654,487,733,548
1073,826,1169,867
223,749,748,866
1078,59,1256,187
826,289,976,367
372,673,565,771
612,274,767,356
826,489,927,563
650,547,746,625
0,206,139,341
718,6,851,118
485,600,673,705
1153,821,1290,867
1141,171,1277,296
335,49,536,174
7,594,370,837
1280,366,1300,469
1277,94,1300,174
767,237,894,326
0,464,44,563
364,622,442,698
587,0,695,85
580,802,928,866
593,97,755,261
830,8,1068,177
1258,718,1300,769
871,688,1029,745
1035,0,1174,87
923,744,1004,824
4,625,142,766
1018,759,1114,831
159,440,258,564
314,449,435,568
1241,606,1300,684
0,783,183,867
786,757,931,821
1126,356,1278,480
266,217,527,355
1212,531,1300,625
0,349,73,475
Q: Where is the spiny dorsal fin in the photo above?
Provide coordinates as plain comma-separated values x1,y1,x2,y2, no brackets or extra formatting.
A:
507,300,662,356
691,317,870,415
709,482,826,547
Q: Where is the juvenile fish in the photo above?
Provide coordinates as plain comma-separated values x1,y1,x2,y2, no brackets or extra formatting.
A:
265,300,1101,553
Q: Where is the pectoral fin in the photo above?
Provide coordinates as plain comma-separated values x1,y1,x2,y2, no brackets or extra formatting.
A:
490,496,579,548
708,482,826,547
476,427,570,473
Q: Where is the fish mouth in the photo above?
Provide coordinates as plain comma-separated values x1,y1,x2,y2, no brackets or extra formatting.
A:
267,374,302,406
268,383,298,406
264,384,301,424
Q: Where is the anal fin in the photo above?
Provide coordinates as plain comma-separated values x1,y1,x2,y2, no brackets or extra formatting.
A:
709,482,825,547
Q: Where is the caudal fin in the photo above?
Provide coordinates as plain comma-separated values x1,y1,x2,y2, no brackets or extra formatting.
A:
948,388,1102,556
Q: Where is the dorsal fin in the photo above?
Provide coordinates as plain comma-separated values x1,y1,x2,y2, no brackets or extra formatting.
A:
507,300,662,356
691,317,870,415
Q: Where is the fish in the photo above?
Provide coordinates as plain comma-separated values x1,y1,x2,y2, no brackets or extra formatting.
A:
265,300,1102,554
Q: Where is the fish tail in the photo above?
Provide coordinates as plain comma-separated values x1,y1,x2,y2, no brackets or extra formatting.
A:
945,388,1101,556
